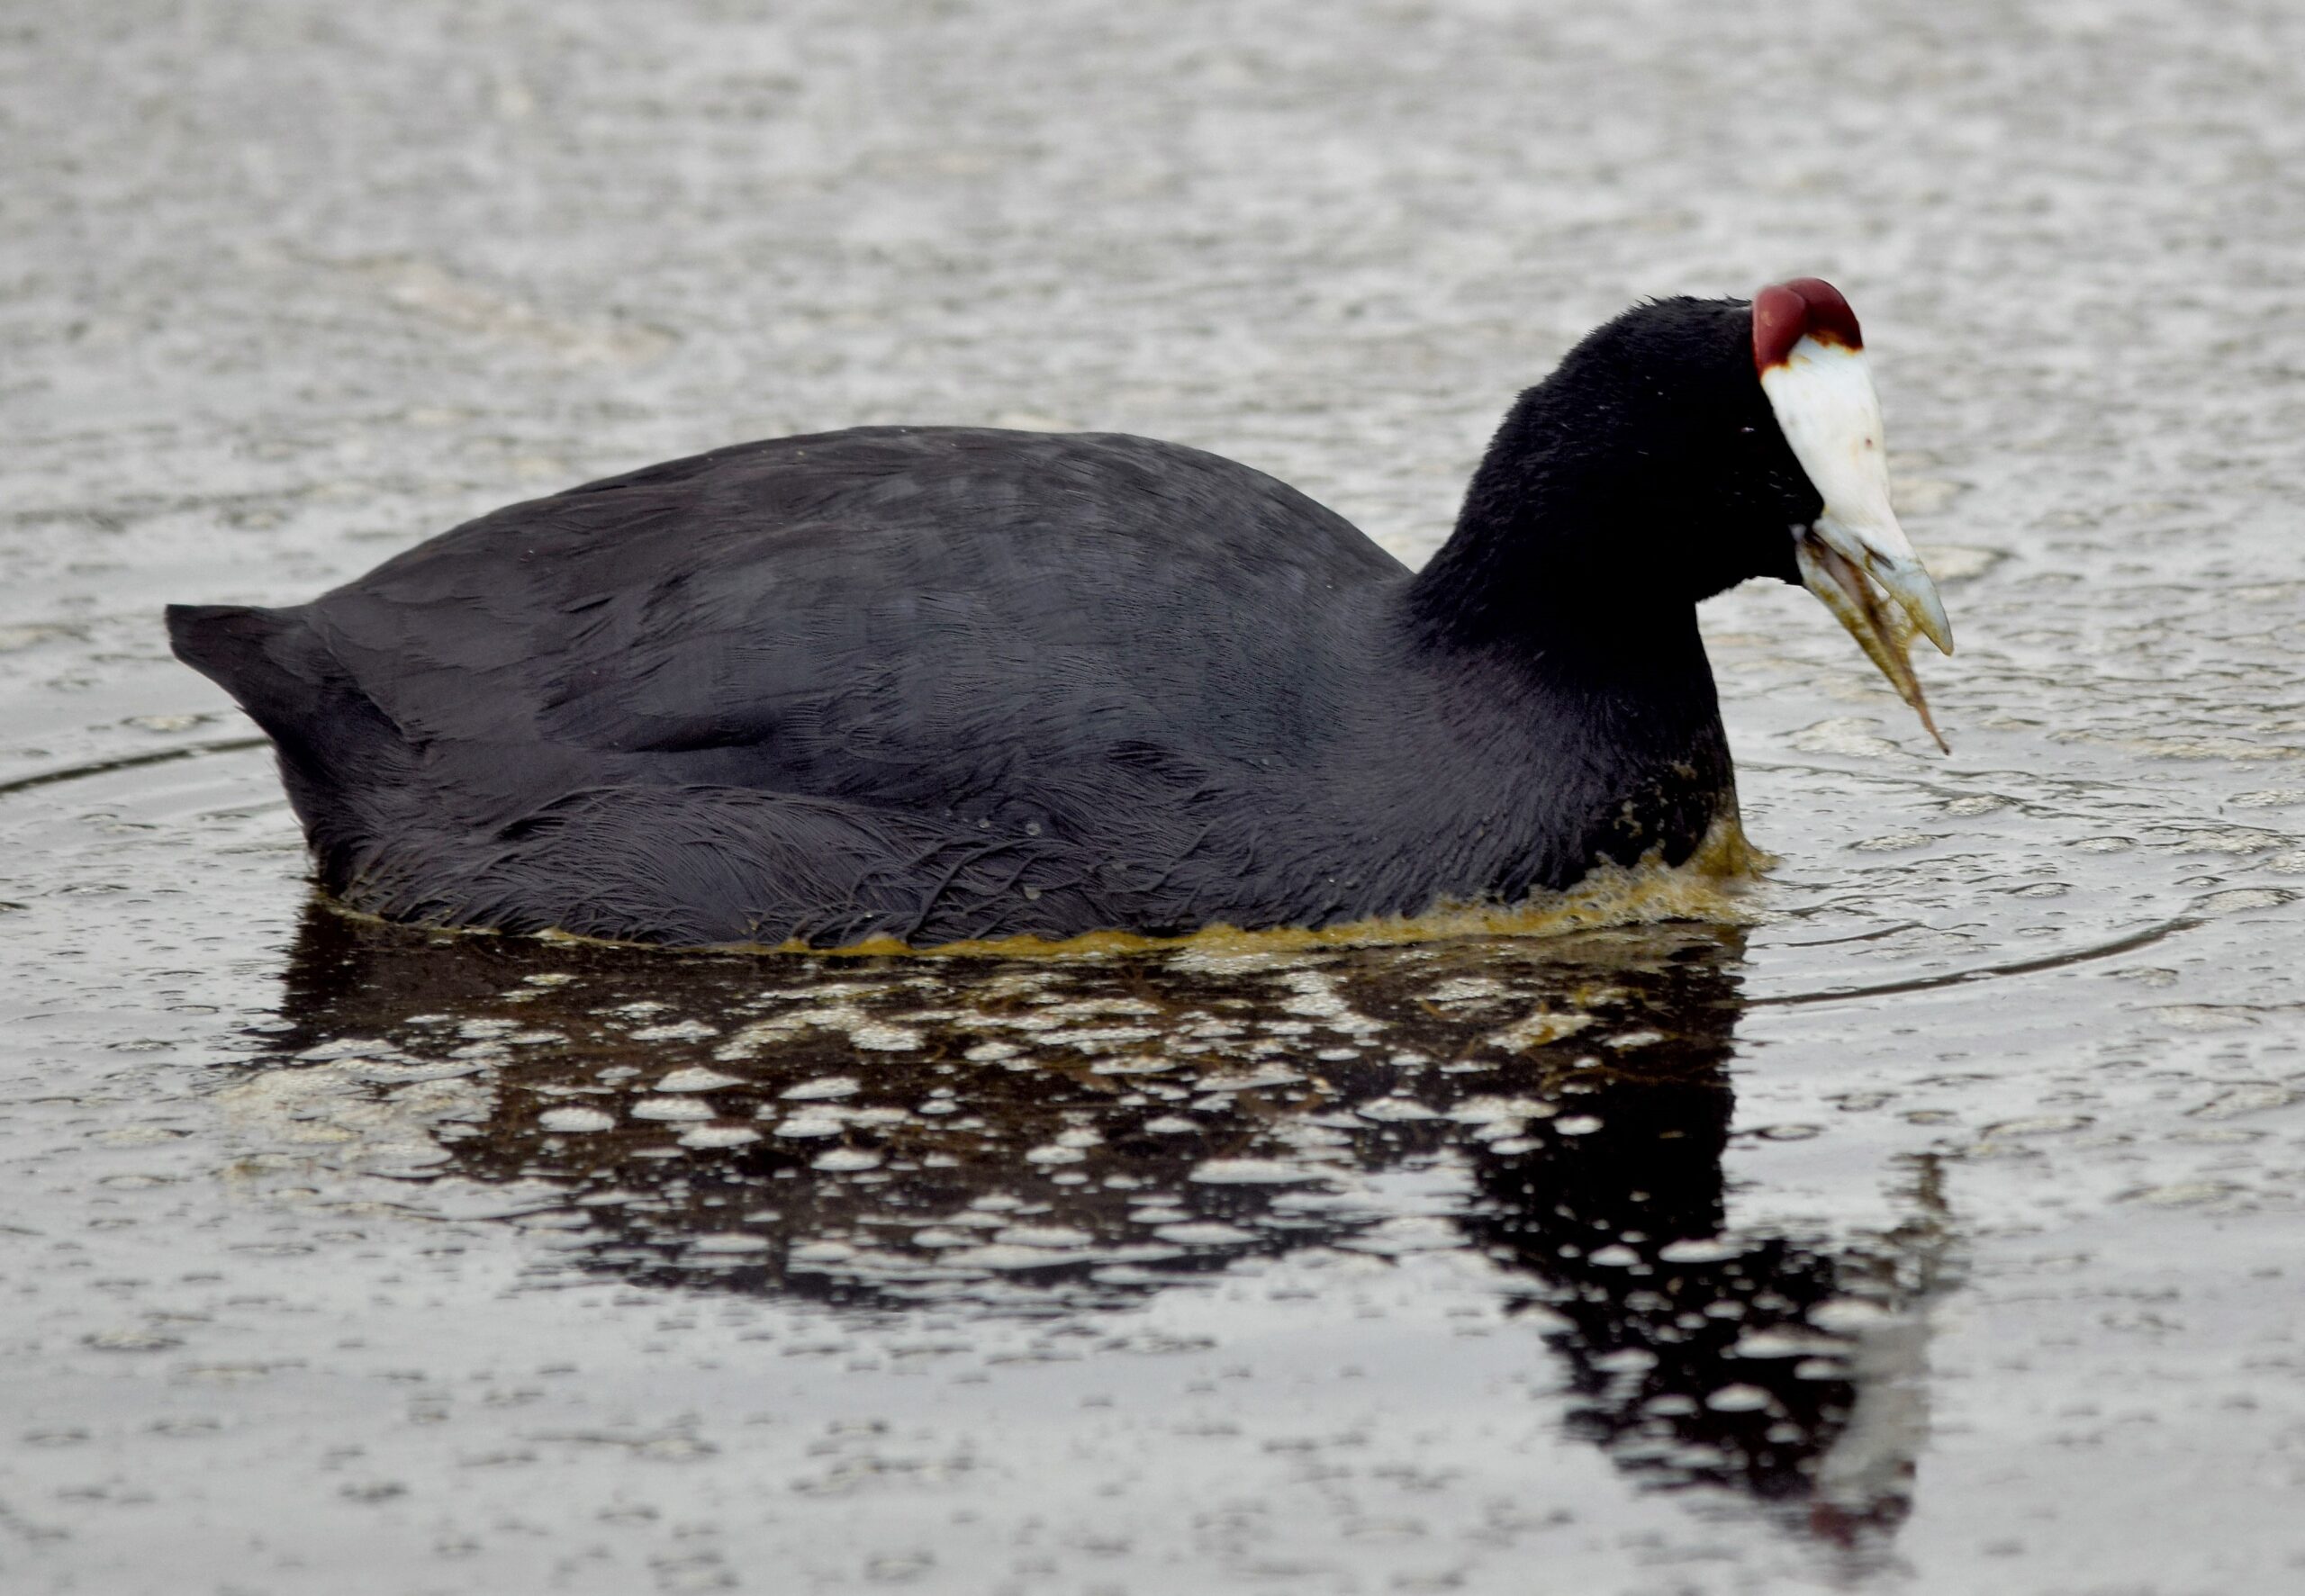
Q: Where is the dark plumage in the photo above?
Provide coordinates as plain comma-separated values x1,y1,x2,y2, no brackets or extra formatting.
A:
169,293,1841,948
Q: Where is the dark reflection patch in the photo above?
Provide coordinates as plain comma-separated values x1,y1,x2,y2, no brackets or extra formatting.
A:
262,904,1954,1545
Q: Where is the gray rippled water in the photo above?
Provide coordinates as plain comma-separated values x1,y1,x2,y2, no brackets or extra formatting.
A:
4,2,2302,1591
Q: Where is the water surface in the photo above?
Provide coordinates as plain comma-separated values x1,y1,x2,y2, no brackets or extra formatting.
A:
4,2,2303,1591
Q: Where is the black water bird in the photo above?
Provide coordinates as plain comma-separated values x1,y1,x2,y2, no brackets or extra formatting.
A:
167,279,1953,948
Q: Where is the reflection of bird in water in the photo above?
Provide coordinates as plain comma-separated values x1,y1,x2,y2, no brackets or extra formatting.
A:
171,281,1952,947
265,904,1954,1552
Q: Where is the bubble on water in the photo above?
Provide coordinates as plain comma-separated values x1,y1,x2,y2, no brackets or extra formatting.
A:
1704,1384,1774,1413
1448,1095,1557,1128
538,1107,616,1134
769,1109,849,1139
1152,1222,1256,1246
1790,717,1910,759
1189,1158,1318,1185
1277,969,1386,1034
2151,1005,2259,1032
1980,1115,2091,1140
656,1067,744,1092
1850,832,1939,852
629,1096,713,1122
785,1241,855,1265
941,1242,1078,1271
1357,1098,1441,1123
1731,1328,1848,1359
631,1019,720,1042
717,1007,919,1058
680,1125,760,1150
991,1224,1092,1248
1486,1010,1594,1050
780,1076,859,1101
1656,1239,1745,1266
1192,1067,1305,1095
812,1148,881,1172
1808,1298,1896,1334
2194,888,2291,915
296,1035,398,1060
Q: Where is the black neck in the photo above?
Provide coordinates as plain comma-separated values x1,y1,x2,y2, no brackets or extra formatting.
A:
1404,379,1703,671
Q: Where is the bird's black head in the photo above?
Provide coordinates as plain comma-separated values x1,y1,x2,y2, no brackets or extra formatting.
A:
1413,280,1955,744
1586,293,1846,599
1450,293,1826,608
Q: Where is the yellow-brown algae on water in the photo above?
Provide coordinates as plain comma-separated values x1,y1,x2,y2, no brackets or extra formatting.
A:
511,811,1775,960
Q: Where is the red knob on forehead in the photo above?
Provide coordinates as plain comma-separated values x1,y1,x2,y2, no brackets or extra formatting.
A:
1753,284,1808,371
1751,276,1864,371
1785,277,1861,348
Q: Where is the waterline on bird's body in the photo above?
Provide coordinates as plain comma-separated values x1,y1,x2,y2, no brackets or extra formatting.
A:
466,813,1773,959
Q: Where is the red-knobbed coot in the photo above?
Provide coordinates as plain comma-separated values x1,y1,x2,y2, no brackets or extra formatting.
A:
168,279,1953,949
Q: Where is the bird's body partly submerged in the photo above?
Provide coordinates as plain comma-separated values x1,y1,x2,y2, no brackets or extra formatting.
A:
169,283,1953,949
